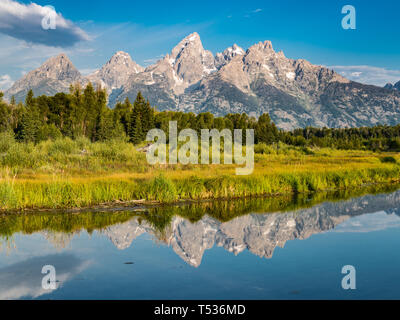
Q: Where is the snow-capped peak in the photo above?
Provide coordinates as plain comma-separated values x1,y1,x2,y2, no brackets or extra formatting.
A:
171,32,203,59
215,44,246,68
231,44,245,55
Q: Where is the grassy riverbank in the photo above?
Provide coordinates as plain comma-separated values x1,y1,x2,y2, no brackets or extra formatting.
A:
1,183,399,241
0,136,399,210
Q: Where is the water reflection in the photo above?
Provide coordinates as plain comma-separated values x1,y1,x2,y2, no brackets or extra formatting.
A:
0,254,89,300
1,185,400,268
103,189,400,267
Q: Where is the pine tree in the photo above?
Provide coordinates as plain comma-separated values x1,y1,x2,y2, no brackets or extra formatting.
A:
10,95,16,106
15,89,41,142
129,92,147,144
93,86,108,141
25,89,35,108
18,107,40,142
11,102,24,130
131,113,143,144
69,83,84,138
83,83,97,140
114,97,132,136
141,99,155,134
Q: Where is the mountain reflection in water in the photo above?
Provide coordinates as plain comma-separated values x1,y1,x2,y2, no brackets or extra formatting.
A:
1,185,400,268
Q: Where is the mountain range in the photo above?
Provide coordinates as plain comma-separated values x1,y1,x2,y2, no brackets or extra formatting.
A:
5,32,400,130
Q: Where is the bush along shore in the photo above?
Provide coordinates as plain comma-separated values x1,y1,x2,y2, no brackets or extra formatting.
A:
1,88,400,211
0,135,399,211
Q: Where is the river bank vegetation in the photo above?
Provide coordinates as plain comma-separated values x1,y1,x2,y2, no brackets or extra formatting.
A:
1,183,399,246
0,132,399,210
0,85,399,210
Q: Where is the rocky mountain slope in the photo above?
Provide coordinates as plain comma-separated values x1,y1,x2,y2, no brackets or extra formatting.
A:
86,51,144,92
5,54,81,103
5,32,400,130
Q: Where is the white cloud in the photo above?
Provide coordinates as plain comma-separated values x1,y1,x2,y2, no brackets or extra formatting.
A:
244,8,263,18
79,68,98,76
333,211,400,233
143,55,165,66
329,65,400,87
0,20,212,85
0,0,90,47
0,74,13,91
0,253,90,300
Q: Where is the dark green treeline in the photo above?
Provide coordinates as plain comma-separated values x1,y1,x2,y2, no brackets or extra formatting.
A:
1,83,400,151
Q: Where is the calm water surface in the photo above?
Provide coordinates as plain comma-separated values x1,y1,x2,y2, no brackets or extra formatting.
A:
1,186,400,300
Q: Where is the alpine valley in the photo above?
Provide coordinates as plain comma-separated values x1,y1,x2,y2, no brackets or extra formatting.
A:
5,32,400,130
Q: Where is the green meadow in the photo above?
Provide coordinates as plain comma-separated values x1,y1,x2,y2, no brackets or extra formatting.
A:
0,133,399,211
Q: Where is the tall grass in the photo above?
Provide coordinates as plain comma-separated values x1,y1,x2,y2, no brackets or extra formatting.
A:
0,136,399,210
0,166,399,210
1,183,399,241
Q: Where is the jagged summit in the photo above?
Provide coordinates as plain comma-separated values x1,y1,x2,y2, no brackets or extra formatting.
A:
5,53,81,102
28,53,80,81
5,33,400,130
171,32,202,57
168,32,216,85
230,44,245,55
86,51,144,91
118,32,217,97
51,53,68,61
215,44,245,68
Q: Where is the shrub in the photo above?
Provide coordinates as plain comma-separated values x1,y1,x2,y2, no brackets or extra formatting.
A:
0,131,15,153
381,156,397,164
47,137,78,156
37,124,62,142
254,143,272,155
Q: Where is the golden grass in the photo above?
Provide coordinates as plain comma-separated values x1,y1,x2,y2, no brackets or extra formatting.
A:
0,138,399,210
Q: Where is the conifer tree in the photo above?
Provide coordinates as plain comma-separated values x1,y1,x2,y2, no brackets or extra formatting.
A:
17,91,41,142
129,92,147,144
141,99,155,134
25,89,34,108
131,113,143,144
69,83,84,138
83,83,97,140
114,97,132,136
0,92,12,132
10,95,16,106
256,113,278,144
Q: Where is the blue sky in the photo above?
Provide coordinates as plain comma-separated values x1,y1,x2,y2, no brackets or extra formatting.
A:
0,0,400,90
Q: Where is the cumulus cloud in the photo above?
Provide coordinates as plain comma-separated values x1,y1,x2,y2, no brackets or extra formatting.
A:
0,0,90,47
330,65,400,87
0,74,14,91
